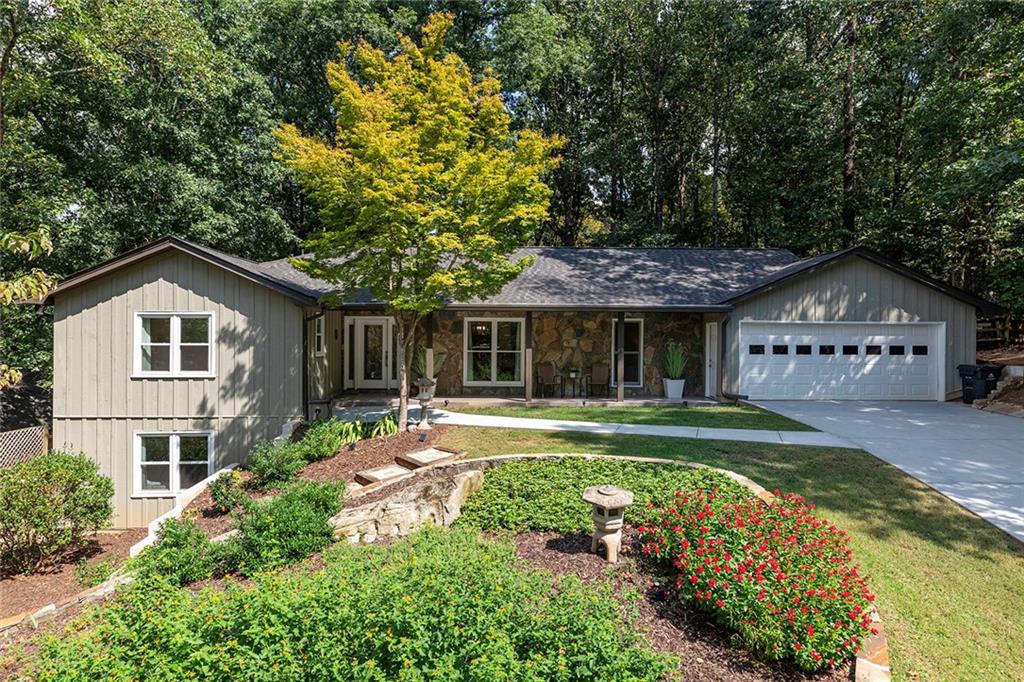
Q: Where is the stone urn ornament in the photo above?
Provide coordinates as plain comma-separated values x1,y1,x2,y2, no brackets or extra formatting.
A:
582,484,634,563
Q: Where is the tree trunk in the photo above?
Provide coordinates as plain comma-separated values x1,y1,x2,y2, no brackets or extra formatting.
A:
393,312,420,431
711,121,722,248
841,13,858,245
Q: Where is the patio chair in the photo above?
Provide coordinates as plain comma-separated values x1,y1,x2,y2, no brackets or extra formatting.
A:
535,362,564,398
586,362,611,398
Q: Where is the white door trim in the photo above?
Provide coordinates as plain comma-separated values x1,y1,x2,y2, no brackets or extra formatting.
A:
704,321,719,399
348,316,395,390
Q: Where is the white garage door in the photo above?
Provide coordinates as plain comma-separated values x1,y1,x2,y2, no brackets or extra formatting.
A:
739,322,944,401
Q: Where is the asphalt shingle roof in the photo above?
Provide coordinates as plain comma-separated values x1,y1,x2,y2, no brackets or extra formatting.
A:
258,247,801,309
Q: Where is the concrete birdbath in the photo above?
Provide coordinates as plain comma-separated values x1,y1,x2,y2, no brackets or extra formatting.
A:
582,484,634,563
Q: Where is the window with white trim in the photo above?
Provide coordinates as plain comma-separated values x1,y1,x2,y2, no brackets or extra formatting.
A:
314,316,326,356
134,313,214,377
134,432,212,496
610,319,643,386
464,318,524,385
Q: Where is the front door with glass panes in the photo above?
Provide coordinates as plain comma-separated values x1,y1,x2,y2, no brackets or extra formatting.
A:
353,317,393,390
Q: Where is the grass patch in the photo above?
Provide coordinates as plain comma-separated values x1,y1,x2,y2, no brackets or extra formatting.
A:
28,528,675,681
452,403,817,431
437,426,1024,681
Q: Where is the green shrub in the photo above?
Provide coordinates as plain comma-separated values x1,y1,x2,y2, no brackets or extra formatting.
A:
247,439,307,490
74,557,118,588
233,481,343,575
31,527,676,680
0,451,114,575
131,518,224,586
457,457,749,534
208,469,248,512
300,418,363,461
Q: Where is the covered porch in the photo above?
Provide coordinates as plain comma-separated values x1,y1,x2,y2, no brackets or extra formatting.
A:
308,308,724,410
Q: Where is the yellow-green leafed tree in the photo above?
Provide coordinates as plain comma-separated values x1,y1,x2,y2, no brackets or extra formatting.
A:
276,13,560,429
1,228,53,389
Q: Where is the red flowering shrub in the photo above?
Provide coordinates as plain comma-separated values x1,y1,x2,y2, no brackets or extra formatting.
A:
638,489,875,671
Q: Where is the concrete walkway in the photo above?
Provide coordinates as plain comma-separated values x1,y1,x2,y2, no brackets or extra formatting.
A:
338,404,856,448
754,401,1024,543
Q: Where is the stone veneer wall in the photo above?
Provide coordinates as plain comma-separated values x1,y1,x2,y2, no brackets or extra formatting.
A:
428,310,705,397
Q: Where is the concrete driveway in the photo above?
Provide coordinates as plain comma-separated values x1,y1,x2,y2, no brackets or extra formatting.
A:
755,401,1024,542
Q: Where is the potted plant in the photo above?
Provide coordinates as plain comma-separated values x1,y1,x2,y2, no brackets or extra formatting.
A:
663,342,688,399
412,346,448,382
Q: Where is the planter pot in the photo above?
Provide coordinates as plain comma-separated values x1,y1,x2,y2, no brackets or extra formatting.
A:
663,378,685,400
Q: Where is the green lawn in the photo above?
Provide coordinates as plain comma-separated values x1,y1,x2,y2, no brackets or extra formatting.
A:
450,403,817,431
437,427,1024,682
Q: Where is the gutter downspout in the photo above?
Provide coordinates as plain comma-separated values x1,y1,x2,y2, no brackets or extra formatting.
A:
719,314,749,402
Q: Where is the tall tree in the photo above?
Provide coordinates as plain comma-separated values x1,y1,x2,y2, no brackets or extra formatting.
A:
277,13,560,427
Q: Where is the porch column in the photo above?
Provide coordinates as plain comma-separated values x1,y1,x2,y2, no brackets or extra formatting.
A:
425,312,434,383
525,311,534,403
616,310,625,402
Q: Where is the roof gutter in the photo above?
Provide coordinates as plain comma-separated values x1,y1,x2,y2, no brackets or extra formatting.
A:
330,303,735,313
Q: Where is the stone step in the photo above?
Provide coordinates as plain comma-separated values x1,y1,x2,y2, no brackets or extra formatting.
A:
394,447,463,470
354,464,414,486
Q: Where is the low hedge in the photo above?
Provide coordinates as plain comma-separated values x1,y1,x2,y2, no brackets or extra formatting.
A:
231,480,344,576
457,457,750,533
30,527,676,680
639,489,876,671
131,481,343,587
0,451,113,575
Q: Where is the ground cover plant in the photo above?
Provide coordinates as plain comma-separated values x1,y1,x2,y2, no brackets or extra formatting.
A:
26,527,676,681
452,403,816,431
0,451,114,575
457,457,750,533
639,489,875,671
437,426,1024,680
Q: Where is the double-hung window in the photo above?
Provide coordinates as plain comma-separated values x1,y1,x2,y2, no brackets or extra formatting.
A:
610,319,643,386
464,318,524,386
134,313,214,377
134,432,212,496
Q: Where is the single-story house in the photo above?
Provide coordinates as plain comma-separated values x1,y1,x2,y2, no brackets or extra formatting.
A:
38,236,999,526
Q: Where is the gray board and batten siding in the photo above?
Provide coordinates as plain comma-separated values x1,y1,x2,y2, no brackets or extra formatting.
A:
52,250,305,527
722,254,976,399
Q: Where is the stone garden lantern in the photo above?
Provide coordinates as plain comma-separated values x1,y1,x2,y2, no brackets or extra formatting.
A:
415,377,436,431
582,484,634,564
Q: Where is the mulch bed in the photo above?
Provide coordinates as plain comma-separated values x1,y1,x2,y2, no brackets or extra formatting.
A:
988,378,1024,408
0,528,146,621
181,427,454,535
513,528,851,682
977,346,1024,366
300,425,451,485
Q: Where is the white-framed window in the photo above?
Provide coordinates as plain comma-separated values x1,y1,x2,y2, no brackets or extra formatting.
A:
133,312,215,378
464,318,525,386
610,318,644,387
133,431,213,497
314,316,326,356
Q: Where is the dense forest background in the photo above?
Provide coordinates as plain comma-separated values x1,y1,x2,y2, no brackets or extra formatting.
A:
2,0,1023,388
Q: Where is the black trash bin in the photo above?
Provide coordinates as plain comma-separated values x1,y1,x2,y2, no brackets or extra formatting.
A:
957,364,984,403
980,364,1004,396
